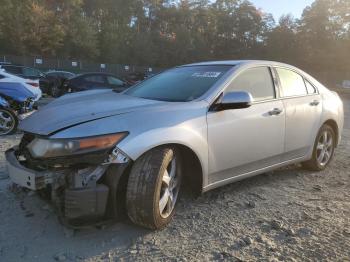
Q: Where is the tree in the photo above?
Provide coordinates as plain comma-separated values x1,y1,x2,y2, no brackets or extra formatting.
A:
0,0,349,84
298,0,350,83
264,15,300,64
0,0,33,55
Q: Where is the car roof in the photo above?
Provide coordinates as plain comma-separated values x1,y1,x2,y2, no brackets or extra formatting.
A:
47,71,74,74
80,72,116,76
1,64,25,68
75,72,120,79
0,70,19,78
182,60,298,69
0,70,27,80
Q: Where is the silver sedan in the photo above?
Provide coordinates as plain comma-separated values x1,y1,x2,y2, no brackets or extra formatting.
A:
6,60,344,229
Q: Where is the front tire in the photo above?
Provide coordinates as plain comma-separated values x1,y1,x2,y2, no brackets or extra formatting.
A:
302,124,336,171
126,147,182,229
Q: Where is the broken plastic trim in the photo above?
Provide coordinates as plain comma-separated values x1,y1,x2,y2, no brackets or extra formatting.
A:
103,147,130,165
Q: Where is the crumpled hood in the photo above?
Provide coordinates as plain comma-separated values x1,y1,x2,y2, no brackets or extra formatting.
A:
19,89,163,136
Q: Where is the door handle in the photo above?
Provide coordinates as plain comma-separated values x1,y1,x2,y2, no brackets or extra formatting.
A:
268,108,283,116
310,100,320,106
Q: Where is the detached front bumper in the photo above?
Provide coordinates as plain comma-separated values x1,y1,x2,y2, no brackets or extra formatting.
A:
6,148,52,191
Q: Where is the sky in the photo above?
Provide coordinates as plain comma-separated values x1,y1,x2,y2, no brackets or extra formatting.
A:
251,0,315,20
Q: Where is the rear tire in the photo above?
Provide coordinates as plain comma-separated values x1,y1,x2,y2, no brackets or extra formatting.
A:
50,78,62,97
126,147,182,229
302,124,336,171
51,85,60,98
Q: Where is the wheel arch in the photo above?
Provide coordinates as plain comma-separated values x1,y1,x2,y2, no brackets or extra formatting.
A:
323,119,339,147
172,143,204,196
127,143,204,196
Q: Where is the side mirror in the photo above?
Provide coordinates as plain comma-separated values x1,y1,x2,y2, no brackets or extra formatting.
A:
213,91,253,111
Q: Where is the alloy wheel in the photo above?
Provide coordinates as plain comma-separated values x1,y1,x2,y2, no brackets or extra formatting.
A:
0,110,16,135
316,130,334,167
159,157,180,218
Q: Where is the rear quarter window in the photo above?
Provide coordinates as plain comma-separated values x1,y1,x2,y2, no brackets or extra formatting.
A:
276,68,307,97
305,79,317,94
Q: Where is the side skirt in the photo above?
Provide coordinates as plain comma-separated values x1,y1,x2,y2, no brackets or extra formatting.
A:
202,156,307,193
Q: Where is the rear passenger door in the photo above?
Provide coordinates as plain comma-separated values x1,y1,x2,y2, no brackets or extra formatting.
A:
275,68,322,160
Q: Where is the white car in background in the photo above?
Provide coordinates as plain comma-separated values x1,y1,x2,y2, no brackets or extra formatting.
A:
0,70,42,101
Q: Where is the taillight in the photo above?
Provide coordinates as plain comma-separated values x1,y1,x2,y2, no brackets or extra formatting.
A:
27,82,39,88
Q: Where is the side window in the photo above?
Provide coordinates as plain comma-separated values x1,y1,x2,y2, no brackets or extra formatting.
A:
0,74,5,79
84,75,105,84
305,79,317,94
107,76,124,86
227,67,275,102
276,68,307,97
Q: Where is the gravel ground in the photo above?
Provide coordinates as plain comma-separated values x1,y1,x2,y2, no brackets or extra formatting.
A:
0,94,349,262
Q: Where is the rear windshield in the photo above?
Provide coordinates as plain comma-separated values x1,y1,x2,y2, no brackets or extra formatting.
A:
125,65,233,102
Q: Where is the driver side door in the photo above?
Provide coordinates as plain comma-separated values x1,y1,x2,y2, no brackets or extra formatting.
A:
207,67,285,185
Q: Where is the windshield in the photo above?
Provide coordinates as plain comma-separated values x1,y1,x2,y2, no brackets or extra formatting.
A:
125,65,233,102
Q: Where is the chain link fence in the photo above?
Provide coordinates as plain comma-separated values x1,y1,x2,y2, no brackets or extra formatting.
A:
0,54,164,77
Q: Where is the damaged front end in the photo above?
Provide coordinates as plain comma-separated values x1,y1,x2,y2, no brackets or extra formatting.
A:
6,132,131,227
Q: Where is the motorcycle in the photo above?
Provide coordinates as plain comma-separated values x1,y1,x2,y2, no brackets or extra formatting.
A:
0,82,36,135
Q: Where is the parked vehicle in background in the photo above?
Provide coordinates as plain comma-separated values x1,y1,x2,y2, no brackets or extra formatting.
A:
124,72,157,86
0,70,42,101
61,72,129,95
0,82,36,135
45,70,75,80
5,60,344,229
341,80,350,89
0,62,12,66
43,71,76,97
0,64,44,80
124,72,147,85
0,64,72,97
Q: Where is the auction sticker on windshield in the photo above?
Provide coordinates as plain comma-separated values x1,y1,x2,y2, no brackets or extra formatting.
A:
192,72,222,78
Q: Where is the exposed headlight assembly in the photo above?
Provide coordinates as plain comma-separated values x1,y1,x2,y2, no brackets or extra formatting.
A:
27,133,128,158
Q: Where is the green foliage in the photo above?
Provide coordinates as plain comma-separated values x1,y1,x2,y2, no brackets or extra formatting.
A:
0,0,350,83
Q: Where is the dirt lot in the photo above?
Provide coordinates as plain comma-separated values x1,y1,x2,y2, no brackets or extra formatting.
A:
0,93,349,262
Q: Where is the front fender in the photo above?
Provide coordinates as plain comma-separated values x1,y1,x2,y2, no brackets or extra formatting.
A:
118,122,209,185
50,101,210,187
